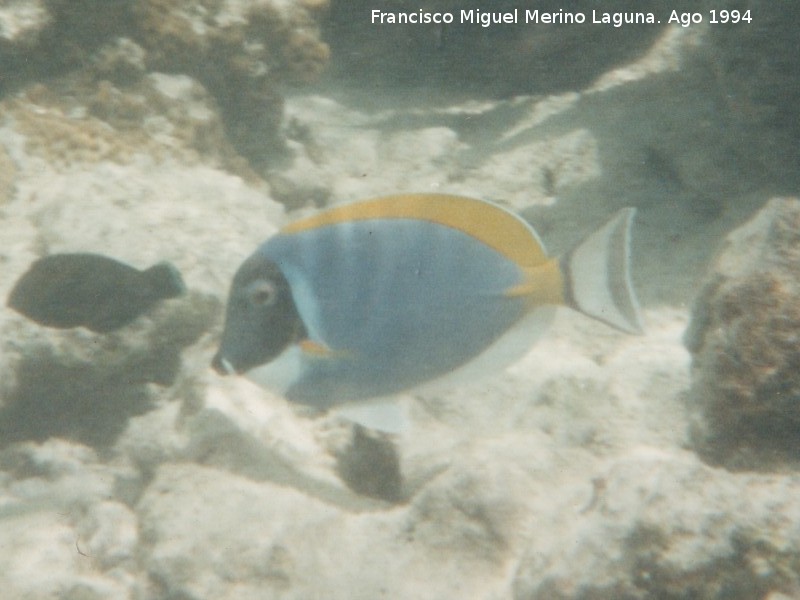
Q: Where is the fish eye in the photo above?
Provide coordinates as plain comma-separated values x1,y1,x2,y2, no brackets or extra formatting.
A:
248,280,278,307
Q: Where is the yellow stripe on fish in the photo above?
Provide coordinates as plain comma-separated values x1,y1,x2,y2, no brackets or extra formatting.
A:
283,194,549,268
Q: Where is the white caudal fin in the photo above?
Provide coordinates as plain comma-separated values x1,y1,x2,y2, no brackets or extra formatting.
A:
562,208,644,335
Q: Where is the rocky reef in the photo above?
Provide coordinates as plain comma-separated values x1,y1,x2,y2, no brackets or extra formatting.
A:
0,0,330,171
133,0,330,167
686,198,800,469
0,290,217,447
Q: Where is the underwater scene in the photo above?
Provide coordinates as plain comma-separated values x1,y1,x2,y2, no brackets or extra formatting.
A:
1,0,799,598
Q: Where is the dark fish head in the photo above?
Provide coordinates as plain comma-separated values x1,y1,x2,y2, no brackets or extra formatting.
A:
212,252,302,376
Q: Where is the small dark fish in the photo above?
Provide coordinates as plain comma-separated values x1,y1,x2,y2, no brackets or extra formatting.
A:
7,253,186,332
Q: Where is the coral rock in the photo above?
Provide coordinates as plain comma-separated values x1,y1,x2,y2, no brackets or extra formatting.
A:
513,450,800,600
0,1,50,48
134,0,330,167
685,197,800,468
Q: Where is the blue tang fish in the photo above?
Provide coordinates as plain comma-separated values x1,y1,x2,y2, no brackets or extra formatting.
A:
212,194,643,431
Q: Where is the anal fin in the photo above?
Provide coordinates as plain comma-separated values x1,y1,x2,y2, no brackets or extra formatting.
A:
335,398,409,435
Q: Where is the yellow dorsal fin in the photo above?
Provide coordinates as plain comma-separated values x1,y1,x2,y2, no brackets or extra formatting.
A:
283,194,549,268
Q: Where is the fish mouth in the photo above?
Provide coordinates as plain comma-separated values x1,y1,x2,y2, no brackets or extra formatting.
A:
211,353,238,376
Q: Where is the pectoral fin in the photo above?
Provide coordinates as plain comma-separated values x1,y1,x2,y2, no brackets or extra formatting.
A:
298,339,354,360
299,339,334,357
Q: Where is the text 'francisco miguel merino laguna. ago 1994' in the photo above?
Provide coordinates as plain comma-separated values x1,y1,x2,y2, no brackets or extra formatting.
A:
370,8,752,28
